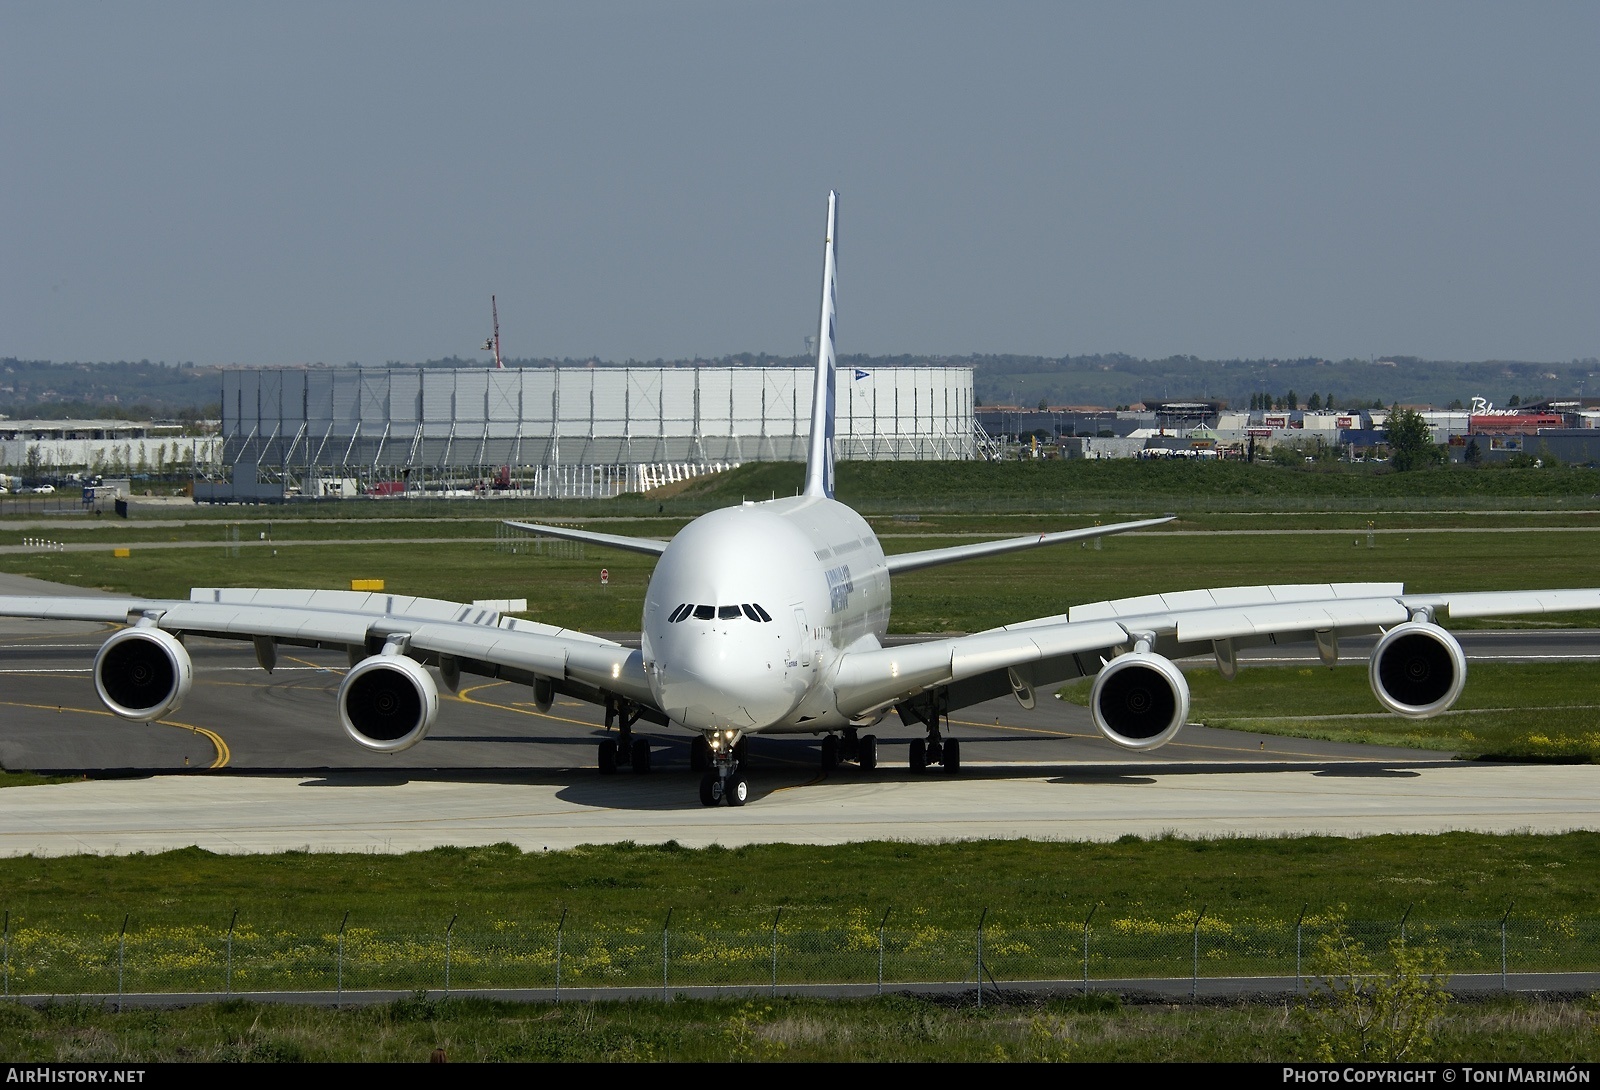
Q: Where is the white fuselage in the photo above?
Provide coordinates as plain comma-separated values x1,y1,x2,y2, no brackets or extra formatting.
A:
640,496,889,735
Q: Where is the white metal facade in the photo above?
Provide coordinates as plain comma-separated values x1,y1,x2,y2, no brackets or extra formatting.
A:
220,366,975,483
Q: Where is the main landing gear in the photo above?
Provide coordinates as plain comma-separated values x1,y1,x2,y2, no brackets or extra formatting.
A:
598,697,651,775
699,729,748,807
821,727,877,772
899,693,961,774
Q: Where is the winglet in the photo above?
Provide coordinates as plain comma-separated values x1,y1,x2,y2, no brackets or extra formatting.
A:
802,190,840,499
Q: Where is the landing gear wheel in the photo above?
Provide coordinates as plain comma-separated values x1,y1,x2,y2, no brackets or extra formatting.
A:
691,735,711,772
859,734,878,771
631,738,652,773
821,735,839,770
699,771,723,806
942,737,961,774
909,738,926,773
598,739,617,775
726,773,749,807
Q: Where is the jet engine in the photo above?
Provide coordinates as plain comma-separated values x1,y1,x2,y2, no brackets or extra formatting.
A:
93,627,193,721
338,654,440,752
1090,651,1189,750
1369,621,1466,719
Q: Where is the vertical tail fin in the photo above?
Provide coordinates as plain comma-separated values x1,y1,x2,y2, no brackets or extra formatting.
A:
803,190,839,499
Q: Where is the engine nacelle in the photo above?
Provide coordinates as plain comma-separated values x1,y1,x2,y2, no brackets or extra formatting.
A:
93,627,194,721
1090,651,1189,750
1369,621,1466,719
338,654,440,753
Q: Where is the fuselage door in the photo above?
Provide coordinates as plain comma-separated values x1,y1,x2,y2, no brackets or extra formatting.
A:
794,607,813,668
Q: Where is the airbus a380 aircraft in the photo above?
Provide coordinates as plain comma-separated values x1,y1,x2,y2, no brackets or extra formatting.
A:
4,191,1599,807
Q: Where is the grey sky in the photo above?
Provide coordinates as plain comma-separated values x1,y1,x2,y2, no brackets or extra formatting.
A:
3,2,1596,366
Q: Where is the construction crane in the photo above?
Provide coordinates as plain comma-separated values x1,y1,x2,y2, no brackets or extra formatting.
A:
480,295,503,369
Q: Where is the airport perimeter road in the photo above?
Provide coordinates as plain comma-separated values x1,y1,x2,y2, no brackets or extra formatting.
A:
2,762,1598,855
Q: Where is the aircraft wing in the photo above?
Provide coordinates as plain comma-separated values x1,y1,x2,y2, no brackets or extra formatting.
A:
0,587,659,712
502,520,670,557
883,517,1173,575
829,581,1600,719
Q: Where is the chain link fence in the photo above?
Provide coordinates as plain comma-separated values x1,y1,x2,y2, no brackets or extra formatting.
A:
4,910,1597,1000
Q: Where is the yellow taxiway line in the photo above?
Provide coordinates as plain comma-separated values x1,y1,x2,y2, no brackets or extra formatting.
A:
0,699,230,768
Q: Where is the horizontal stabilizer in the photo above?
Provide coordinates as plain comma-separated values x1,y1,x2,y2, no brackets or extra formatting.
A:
502,520,670,557
883,516,1173,575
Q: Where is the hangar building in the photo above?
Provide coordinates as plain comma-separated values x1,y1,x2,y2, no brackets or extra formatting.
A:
200,365,978,501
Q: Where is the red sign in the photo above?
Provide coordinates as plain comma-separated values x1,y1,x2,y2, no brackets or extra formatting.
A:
600,568,609,585
1336,416,1354,429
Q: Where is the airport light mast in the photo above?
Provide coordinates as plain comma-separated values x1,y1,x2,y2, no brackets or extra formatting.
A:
481,295,503,369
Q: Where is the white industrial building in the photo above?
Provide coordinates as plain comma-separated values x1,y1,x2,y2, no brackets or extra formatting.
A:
0,419,221,475
201,365,979,501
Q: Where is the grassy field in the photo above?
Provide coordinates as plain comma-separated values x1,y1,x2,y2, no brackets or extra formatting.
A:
3,834,1597,933
4,470,1599,1060
2,992,1596,1062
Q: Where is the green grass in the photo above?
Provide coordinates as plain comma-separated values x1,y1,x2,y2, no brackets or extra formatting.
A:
4,835,1598,934
1,992,1595,1062
1061,662,1600,761
0,770,73,789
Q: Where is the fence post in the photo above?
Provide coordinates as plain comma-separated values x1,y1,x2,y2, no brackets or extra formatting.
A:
555,908,567,1002
1500,901,1515,992
1294,903,1308,994
225,908,238,996
1399,903,1413,947
116,914,129,1012
336,910,350,1007
1082,903,1099,996
444,913,458,997
2,910,9,998
769,908,782,999
661,909,672,1002
877,909,891,997
1191,905,1207,1001
975,907,988,1009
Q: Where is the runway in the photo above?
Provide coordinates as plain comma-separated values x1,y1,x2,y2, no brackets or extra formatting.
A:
2,571,1598,854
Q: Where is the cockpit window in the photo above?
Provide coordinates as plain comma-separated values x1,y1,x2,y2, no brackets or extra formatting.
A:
670,603,774,623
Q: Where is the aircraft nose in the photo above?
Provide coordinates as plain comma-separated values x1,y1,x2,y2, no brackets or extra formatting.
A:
657,632,795,729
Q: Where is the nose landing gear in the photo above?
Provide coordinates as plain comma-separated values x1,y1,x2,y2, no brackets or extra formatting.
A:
699,730,748,806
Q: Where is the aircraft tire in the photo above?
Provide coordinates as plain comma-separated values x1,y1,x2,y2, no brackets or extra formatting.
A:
598,739,617,775
699,771,721,806
821,735,839,770
909,738,926,773
631,738,652,774
942,738,961,774
726,773,749,807
859,734,877,771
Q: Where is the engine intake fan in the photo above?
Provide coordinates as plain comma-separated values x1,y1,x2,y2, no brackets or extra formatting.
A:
1090,651,1189,751
93,627,193,721
338,654,439,753
1369,621,1466,719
